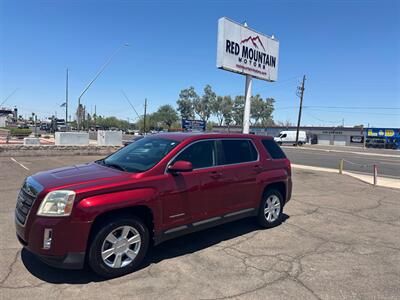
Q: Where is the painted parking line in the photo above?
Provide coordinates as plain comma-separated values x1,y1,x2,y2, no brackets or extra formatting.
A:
10,157,30,171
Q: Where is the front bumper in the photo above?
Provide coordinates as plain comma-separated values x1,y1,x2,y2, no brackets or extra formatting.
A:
15,216,92,270
34,250,85,269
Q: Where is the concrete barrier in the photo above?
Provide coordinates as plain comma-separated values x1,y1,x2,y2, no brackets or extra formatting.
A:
97,130,122,146
55,132,89,145
0,145,121,157
23,137,40,145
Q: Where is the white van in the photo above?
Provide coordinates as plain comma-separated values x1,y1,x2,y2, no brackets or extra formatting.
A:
274,130,307,146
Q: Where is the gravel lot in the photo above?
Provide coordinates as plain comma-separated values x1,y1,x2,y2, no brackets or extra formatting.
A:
1,156,399,299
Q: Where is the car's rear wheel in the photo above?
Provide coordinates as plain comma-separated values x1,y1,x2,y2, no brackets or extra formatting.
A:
257,189,284,228
88,216,149,278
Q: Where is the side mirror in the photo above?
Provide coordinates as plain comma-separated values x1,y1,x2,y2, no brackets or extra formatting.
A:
168,161,193,174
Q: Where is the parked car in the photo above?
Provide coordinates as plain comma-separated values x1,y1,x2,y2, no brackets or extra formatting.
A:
274,130,307,146
122,135,144,146
15,133,292,278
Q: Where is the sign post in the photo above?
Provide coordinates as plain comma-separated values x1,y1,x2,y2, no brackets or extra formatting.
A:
243,75,252,134
216,17,279,134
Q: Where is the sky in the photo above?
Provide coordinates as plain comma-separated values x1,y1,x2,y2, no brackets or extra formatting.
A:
1,0,399,128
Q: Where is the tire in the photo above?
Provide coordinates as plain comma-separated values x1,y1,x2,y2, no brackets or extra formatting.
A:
257,189,284,228
297,141,303,146
88,216,149,278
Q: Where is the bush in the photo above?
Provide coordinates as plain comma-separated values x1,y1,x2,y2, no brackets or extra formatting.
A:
8,128,32,137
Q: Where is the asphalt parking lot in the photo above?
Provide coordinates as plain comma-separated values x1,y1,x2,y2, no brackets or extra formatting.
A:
1,155,400,299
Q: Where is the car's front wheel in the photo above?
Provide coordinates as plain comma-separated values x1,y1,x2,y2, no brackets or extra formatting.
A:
88,216,149,278
257,189,284,228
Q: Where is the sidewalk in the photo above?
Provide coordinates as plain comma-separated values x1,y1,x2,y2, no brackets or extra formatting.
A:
292,163,400,189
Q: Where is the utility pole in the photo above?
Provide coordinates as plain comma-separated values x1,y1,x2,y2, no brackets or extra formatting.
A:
143,98,147,135
295,75,306,146
65,68,69,130
94,105,97,129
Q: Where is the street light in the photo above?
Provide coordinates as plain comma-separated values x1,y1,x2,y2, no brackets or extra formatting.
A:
77,43,129,130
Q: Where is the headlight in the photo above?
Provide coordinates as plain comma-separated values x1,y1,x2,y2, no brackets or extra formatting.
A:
37,190,76,217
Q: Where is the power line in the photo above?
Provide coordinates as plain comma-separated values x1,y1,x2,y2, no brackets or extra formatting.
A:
304,105,400,110
304,108,400,116
1,88,19,107
121,90,141,120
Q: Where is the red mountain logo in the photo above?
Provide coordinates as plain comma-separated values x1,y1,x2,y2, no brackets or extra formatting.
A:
240,35,265,51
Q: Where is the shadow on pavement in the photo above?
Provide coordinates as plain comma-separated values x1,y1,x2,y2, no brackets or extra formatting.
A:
21,214,289,284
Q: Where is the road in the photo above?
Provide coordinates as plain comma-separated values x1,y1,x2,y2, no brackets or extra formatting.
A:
282,145,400,178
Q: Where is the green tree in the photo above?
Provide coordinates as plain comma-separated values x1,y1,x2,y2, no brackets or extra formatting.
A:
211,96,224,126
221,96,234,126
177,87,198,119
250,94,264,125
154,104,179,129
260,97,275,126
194,84,215,122
232,96,245,125
211,95,233,126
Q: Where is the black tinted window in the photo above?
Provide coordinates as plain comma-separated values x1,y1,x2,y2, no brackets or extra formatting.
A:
103,137,179,172
262,139,286,159
173,140,216,169
220,140,258,165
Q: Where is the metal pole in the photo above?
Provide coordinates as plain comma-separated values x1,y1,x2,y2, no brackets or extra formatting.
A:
242,74,252,134
242,22,252,135
34,114,37,137
77,43,129,131
143,98,147,134
77,96,82,131
339,159,344,174
295,75,306,146
66,68,69,130
373,164,378,185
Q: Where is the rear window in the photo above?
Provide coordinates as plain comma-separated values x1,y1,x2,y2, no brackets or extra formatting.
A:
262,139,286,159
220,139,258,165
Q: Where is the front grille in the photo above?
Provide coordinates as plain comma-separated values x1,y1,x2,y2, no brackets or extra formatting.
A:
15,179,41,225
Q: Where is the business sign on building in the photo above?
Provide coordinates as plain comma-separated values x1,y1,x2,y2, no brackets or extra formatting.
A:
182,119,206,132
216,17,279,82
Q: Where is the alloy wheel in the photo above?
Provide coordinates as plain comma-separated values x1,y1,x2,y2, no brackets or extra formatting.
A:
264,195,281,223
101,225,141,268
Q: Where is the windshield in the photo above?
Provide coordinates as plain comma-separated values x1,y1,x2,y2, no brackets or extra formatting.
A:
100,137,180,173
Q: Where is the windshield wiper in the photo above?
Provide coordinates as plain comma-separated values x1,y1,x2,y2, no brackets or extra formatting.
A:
96,159,127,172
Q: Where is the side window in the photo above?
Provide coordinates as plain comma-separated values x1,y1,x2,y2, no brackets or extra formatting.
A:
281,134,287,138
172,140,216,169
261,139,286,159
220,139,258,165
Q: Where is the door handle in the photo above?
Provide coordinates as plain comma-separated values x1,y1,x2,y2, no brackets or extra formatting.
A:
253,165,264,173
210,171,222,179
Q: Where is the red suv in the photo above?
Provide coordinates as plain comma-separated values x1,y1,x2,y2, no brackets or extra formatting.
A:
15,133,292,278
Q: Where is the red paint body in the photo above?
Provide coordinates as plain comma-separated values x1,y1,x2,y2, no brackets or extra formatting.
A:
15,133,292,267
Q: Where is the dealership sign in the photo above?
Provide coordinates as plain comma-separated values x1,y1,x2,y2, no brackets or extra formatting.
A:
217,17,279,82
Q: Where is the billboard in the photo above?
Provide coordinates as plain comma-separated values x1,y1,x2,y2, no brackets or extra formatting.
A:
216,17,279,82
367,128,398,137
182,119,206,131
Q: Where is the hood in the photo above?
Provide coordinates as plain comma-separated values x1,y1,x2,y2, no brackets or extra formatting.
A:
31,162,128,191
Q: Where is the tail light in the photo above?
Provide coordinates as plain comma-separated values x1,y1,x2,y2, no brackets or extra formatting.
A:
284,159,291,176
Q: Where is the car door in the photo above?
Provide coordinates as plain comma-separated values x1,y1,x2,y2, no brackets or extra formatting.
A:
217,139,260,211
169,140,227,221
